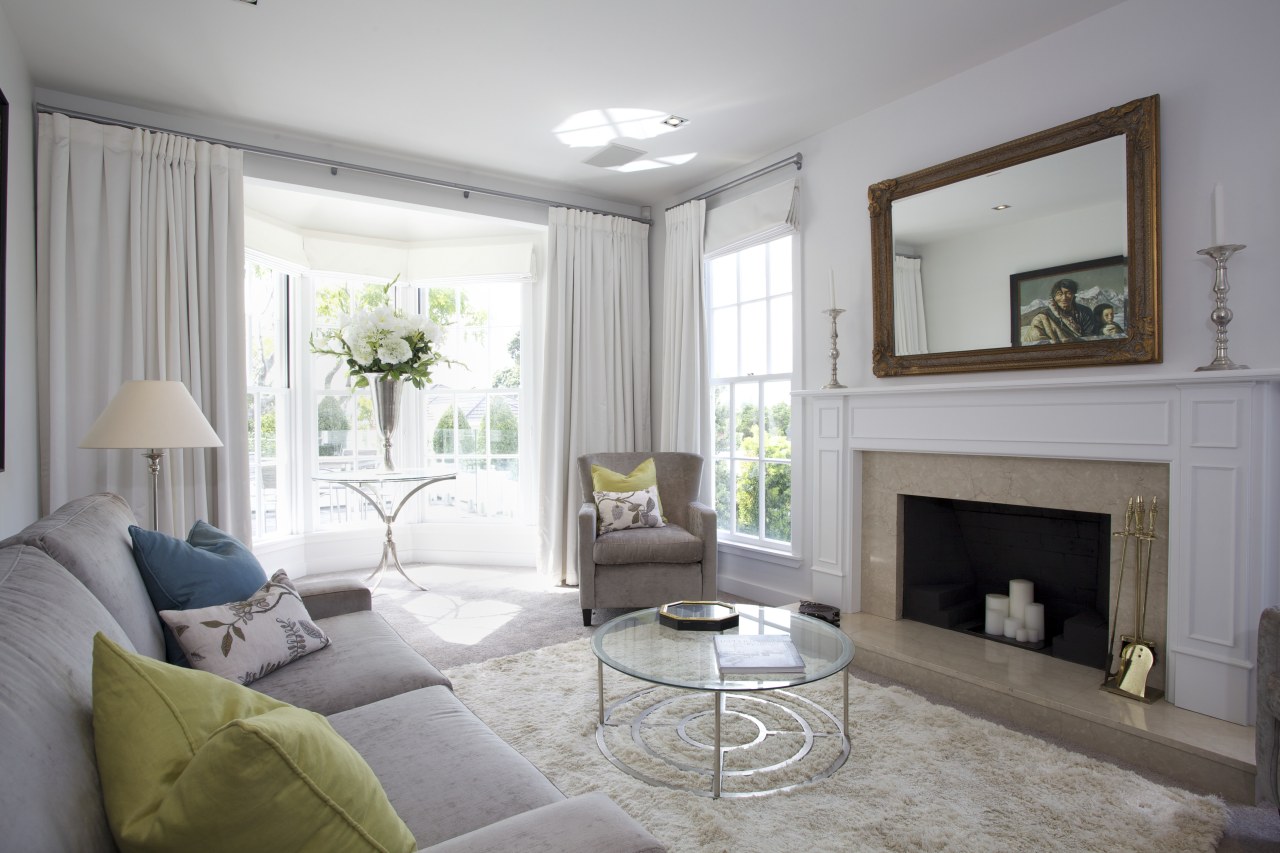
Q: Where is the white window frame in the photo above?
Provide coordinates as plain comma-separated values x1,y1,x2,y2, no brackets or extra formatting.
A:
247,257,537,541
707,234,797,555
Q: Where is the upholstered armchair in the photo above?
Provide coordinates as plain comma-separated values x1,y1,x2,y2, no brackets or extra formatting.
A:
1258,606,1280,810
578,452,717,627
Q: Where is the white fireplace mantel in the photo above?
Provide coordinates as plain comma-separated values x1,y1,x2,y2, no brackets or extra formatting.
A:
797,369,1280,725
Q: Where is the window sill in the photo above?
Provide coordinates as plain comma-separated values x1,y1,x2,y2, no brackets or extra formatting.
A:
716,539,802,570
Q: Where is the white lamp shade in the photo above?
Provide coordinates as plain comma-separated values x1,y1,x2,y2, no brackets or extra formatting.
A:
80,380,223,450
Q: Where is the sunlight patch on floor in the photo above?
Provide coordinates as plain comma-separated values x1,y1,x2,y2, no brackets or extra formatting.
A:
394,592,522,645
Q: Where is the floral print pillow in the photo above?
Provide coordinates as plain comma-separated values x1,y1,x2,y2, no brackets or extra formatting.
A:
594,486,666,534
159,570,330,686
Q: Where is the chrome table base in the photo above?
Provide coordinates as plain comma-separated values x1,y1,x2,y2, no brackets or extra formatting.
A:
596,659,850,798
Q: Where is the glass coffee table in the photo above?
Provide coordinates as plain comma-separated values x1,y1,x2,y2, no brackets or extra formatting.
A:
592,604,854,798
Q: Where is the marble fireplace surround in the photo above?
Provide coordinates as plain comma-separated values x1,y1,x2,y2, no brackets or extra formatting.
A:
799,369,1280,726
861,452,1169,692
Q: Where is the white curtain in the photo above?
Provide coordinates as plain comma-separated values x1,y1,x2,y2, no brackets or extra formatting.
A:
36,113,250,540
893,254,929,355
656,199,712,500
537,208,651,585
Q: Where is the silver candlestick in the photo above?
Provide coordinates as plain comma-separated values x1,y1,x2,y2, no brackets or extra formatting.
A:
1195,243,1248,371
823,307,846,389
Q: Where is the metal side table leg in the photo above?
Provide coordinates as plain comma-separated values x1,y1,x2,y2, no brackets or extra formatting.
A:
713,692,723,798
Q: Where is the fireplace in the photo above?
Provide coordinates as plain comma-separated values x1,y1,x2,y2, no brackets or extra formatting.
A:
859,451,1168,691
799,374,1278,725
899,495,1110,669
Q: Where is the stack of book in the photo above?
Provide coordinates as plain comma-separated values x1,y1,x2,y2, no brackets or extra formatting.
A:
713,634,805,675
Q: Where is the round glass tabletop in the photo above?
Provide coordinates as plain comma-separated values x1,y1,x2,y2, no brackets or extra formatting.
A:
592,604,853,692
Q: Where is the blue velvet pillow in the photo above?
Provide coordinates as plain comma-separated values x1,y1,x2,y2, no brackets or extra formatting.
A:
130,521,269,665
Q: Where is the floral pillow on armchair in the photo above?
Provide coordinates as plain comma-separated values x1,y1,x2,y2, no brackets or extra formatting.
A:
159,570,329,686
594,486,666,534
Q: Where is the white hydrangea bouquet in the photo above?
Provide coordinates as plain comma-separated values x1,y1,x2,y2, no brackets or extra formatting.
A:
310,295,448,390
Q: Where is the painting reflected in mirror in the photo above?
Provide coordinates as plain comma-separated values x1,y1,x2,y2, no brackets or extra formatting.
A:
869,95,1160,377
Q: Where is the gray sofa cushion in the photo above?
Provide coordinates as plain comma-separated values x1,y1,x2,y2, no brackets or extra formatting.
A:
419,793,665,853
0,545,128,852
249,609,451,715
593,523,703,565
0,493,165,660
329,686,564,849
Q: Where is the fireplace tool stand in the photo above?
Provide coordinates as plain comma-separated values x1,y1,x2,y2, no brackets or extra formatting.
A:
1102,496,1163,703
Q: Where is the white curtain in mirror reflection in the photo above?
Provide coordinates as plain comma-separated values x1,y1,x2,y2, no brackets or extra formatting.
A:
893,255,928,355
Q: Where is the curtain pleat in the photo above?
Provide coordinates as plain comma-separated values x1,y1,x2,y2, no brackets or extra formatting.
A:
537,208,651,585
656,200,712,499
36,113,249,540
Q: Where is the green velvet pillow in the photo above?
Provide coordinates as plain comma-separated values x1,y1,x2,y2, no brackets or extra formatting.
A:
91,633,417,853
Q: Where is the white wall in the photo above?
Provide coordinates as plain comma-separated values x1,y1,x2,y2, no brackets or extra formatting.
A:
653,0,1280,604
0,3,39,537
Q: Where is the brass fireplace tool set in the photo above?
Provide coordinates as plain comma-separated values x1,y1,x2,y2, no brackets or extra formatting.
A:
1102,496,1164,703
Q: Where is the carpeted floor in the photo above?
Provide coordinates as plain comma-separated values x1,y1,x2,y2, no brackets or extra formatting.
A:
447,639,1226,853
350,564,1280,851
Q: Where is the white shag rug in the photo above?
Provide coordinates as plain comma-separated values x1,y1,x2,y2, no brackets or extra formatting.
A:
445,639,1226,853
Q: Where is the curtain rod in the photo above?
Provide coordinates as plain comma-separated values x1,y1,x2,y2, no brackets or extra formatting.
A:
666,153,802,212
34,103,653,225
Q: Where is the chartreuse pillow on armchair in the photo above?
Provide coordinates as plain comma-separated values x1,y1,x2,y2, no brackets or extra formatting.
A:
91,633,416,853
129,520,269,665
590,457,666,531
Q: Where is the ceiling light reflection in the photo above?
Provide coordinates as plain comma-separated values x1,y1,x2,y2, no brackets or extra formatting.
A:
554,108,684,149
610,152,698,173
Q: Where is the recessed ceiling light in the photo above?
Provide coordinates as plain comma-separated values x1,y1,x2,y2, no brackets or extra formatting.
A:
662,115,689,128
992,204,1011,211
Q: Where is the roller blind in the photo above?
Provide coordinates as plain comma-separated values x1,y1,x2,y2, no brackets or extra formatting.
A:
703,177,799,258
244,212,537,281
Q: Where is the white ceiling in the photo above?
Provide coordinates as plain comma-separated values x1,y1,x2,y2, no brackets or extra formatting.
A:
3,0,1127,213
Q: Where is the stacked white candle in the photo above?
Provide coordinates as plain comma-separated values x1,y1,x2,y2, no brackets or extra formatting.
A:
1008,579,1034,622
984,593,1009,635
987,580,1042,644
1023,603,1045,644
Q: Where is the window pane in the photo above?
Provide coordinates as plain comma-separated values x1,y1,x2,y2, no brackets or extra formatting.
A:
715,460,731,532
708,255,737,307
735,460,760,536
317,394,353,458
769,295,792,374
712,305,738,378
245,262,284,388
490,328,521,389
734,382,759,456
768,237,792,294
739,301,766,376
247,391,282,538
714,385,731,455
738,243,766,302
764,462,792,543
487,393,519,455
762,381,791,460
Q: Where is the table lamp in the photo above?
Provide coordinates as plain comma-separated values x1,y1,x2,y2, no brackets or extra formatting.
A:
80,380,223,529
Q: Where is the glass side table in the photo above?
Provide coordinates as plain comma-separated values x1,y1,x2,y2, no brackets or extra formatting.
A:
311,469,455,590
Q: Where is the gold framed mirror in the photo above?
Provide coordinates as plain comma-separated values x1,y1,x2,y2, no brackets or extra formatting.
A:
869,95,1160,377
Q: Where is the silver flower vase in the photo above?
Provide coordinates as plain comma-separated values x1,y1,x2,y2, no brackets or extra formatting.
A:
366,373,404,471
